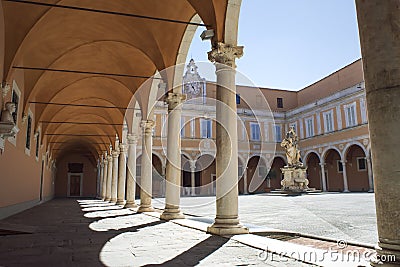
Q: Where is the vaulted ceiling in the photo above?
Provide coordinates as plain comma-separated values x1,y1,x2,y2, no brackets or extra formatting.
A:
0,0,239,160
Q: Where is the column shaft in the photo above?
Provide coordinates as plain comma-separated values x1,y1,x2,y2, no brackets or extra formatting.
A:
106,155,113,201
102,158,108,200
341,161,349,192
319,163,327,191
207,43,248,235
99,161,104,199
243,170,248,195
366,157,374,192
356,1,400,264
125,134,138,208
116,144,127,205
161,93,185,220
110,151,119,203
137,120,155,212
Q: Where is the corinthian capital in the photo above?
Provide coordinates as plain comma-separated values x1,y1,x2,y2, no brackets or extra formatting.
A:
165,92,186,110
127,133,138,145
208,42,244,68
141,120,155,135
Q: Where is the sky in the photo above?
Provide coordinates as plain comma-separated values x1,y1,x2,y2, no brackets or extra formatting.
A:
186,0,362,91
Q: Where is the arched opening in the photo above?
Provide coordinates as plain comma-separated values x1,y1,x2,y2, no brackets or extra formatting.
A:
268,157,285,190
152,154,164,197
181,154,192,196
196,154,216,196
345,145,369,192
238,157,246,195
306,152,322,189
247,156,268,193
324,149,344,192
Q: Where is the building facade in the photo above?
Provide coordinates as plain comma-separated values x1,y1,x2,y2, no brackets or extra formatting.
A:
141,59,373,197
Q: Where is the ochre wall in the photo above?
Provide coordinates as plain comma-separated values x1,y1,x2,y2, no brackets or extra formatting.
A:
55,153,97,197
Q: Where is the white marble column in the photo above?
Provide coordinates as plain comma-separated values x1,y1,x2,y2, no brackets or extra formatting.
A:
366,157,374,193
190,160,196,196
102,154,108,200
160,93,185,220
243,168,248,195
110,150,120,203
137,120,155,212
116,144,127,205
207,43,248,235
98,157,104,199
96,159,101,198
319,162,327,191
341,160,350,192
106,154,113,201
125,134,138,208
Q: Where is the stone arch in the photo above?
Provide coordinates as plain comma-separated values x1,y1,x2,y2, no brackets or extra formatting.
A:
305,152,322,190
247,155,268,193
343,141,368,159
224,0,243,45
322,146,343,162
344,144,369,192
268,157,286,190
324,148,344,192
304,150,322,165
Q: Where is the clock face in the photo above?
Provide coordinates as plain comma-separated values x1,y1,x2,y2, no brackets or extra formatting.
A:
185,81,201,96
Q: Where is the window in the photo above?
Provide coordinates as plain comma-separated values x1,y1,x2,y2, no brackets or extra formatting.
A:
345,103,357,127
277,98,283,108
201,119,212,138
35,130,40,158
181,117,185,137
25,115,32,150
337,160,343,173
357,157,367,171
305,117,314,138
250,122,261,141
274,125,282,142
323,110,334,133
11,89,19,124
236,94,240,104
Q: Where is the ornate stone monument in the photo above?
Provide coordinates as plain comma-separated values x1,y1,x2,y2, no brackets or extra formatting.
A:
280,126,309,192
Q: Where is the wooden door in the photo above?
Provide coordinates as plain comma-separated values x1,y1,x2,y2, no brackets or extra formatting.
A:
70,175,81,196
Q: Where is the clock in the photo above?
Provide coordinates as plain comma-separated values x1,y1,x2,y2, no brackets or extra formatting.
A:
184,81,201,96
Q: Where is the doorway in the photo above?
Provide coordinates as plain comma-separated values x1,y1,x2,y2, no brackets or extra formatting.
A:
68,173,83,197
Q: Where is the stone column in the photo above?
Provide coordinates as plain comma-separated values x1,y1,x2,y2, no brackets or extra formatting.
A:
355,1,400,264
106,154,113,201
102,155,108,200
160,93,186,220
340,160,349,192
110,150,120,203
116,144,127,205
98,158,104,199
96,159,101,198
366,157,374,192
319,162,327,191
125,134,138,208
207,43,248,235
137,120,155,212
190,160,196,196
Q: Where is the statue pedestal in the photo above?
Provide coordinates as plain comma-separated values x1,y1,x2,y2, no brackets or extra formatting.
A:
280,166,309,192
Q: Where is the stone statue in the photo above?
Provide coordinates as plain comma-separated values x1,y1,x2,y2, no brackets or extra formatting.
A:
0,102,16,124
280,126,302,167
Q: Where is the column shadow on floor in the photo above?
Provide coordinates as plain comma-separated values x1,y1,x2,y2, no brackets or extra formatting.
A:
143,235,229,266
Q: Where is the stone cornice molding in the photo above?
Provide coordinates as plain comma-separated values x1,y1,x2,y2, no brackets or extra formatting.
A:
208,42,244,68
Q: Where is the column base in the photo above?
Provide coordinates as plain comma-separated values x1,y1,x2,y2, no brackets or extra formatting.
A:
104,197,111,202
116,200,126,205
343,190,350,193
124,201,138,208
110,198,117,203
137,205,154,213
207,223,249,236
160,208,185,220
370,240,400,266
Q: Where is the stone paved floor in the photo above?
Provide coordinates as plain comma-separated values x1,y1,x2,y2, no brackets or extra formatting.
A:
0,199,315,267
153,192,378,245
